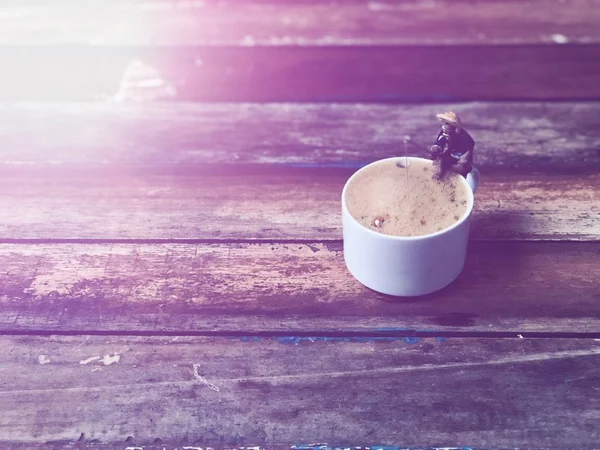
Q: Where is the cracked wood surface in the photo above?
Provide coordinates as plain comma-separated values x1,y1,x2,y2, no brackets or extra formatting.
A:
1,336,600,447
1,0,599,46
0,242,598,333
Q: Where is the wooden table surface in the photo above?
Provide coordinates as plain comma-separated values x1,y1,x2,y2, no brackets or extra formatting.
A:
1,1,599,448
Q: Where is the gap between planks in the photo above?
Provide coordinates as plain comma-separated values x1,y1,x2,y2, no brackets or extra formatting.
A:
1,328,600,340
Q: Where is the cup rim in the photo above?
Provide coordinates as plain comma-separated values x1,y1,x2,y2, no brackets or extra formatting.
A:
341,156,474,241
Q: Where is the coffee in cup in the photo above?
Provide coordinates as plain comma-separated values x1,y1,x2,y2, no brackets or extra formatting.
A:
345,158,469,237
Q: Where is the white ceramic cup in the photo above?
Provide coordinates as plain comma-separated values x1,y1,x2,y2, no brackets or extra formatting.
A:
342,157,480,296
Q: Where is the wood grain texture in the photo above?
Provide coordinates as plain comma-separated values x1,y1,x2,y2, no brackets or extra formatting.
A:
1,336,600,447
1,3,598,445
0,45,599,101
0,446,497,450
0,446,510,450
0,242,598,333
0,446,493,450
0,172,597,241
0,446,480,450
0,447,471,450
0,0,599,46
0,102,596,240
0,446,490,450
0,102,598,172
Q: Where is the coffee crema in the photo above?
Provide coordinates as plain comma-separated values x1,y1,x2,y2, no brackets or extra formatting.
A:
345,158,469,237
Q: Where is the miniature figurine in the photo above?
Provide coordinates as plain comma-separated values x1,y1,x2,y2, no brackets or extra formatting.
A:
429,111,474,178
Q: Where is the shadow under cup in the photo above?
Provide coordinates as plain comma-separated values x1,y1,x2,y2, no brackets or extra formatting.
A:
341,157,476,296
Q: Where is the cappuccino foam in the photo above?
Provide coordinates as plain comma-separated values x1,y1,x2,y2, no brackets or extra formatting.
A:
345,158,469,237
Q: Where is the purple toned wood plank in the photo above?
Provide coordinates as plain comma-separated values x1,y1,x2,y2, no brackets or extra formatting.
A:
0,102,595,241
0,242,598,333
0,102,597,172
1,335,599,447
0,172,596,241
0,447,480,450
0,45,598,101
0,0,598,46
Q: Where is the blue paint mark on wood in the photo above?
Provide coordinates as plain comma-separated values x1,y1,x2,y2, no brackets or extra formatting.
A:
235,335,449,345
276,336,407,345
375,327,438,334
239,336,262,342
375,327,415,333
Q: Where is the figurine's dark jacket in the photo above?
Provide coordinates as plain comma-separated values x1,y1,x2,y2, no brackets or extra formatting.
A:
434,129,475,161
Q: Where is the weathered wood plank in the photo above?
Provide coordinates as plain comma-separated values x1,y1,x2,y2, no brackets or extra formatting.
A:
0,446,488,450
1,336,600,447
0,102,597,172
0,45,599,101
0,0,599,46
0,447,478,450
0,102,596,241
0,242,598,333
0,447,484,450
0,446,501,450
0,172,597,241
0,447,486,450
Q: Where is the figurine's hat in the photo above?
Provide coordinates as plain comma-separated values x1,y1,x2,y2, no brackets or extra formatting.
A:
436,111,463,129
